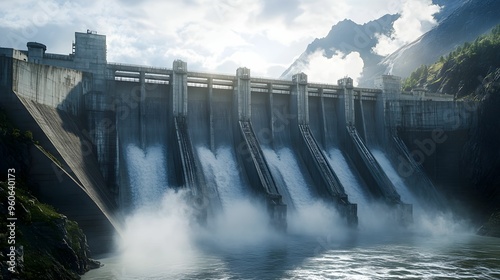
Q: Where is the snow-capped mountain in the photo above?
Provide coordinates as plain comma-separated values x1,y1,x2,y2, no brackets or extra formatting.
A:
280,14,399,80
378,0,500,83
281,0,500,86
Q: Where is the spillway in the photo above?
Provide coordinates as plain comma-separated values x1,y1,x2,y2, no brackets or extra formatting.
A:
327,148,369,206
263,148,315,211
371,150,418,206
125,144,168,209
197,146,248,209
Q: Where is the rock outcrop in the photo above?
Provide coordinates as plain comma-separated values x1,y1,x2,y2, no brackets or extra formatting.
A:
0,107,101,279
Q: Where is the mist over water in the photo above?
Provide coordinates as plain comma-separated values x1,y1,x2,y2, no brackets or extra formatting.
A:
368,149,469,236
82,145,500,279
261,147,350,237
117,189,200,277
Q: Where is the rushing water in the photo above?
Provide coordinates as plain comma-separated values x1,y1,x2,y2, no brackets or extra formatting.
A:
197,146,247,208
371,149,418,206
83,226,500,279
327,148,369,205
84,145,500,280
263,147,314,210
125,144,168,209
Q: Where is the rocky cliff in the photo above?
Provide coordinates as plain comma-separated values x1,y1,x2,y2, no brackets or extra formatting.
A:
464,69,500,236
0,108,101,279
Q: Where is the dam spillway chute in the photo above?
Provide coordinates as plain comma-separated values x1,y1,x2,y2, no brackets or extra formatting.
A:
289,73,358,226
345,125,413,224
125,144,168,210
236,120,287,230
173,116,222,222
263,147,315,211
326,148,370,207
298,123,358,225
197,146,247,209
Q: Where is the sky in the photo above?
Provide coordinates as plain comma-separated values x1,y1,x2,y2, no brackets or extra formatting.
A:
0,0,442,82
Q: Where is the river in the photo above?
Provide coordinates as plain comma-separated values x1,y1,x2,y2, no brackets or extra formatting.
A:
83,232,500,279
85,145,499,279
82,193,500,280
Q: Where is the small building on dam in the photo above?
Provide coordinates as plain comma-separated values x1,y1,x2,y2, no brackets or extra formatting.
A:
0,31,478,253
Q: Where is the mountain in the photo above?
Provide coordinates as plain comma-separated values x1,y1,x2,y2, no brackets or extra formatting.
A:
403,25,500,98
280,14,399,80
378,0,500,83
432,0,467,22
402,25,500,98
402,25,500,227
281,0,500,86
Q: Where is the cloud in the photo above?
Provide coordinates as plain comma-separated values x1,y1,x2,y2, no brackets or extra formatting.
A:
372,0,441,56
301,49,364,85
0,0,439,78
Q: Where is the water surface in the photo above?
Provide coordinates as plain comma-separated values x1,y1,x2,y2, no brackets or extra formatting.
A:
83,231,500,280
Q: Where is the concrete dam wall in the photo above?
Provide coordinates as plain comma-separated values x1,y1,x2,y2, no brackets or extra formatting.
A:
106,63,473,226
0,34,480,253
0,57,119,254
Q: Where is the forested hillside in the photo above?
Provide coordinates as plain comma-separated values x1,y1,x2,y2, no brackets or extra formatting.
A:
402,25,500,99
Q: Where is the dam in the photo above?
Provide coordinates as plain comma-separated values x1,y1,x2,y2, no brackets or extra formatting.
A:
0,31,477,252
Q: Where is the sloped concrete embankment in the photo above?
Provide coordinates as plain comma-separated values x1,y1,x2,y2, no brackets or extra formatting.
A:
0,57,120,254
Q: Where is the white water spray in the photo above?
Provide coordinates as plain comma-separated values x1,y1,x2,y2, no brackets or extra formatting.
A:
125,144,168,209
327,148,369,205
196,146,280,247
371,149,418,206
197,146,247,208
117,189,201,276
262,147,349,238
263,148,314,210
98,141,477,280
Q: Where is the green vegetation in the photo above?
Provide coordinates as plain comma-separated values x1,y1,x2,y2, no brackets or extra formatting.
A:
0,107,100,279
402,25,500,98
0,181,92,280
0,109,31,143
1,106,62,170
402,25,500,236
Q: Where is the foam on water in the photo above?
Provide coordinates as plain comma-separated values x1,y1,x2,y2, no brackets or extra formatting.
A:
105,142,479,280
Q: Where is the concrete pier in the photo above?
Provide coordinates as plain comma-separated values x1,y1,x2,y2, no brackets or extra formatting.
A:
233,67,287,229
291,73,358,225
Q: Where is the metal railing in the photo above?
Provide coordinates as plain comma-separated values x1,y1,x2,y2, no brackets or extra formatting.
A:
174,116,198,192
347,125,401,203
240,121,279,195
299,124,346,198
